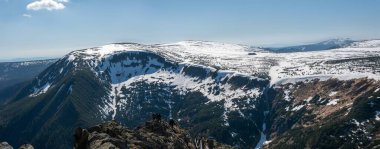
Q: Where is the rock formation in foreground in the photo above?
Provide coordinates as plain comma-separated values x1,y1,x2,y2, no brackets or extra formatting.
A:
0,142,34,149
74,114,233,149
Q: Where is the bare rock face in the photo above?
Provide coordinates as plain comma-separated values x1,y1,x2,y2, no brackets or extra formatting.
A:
18,144,34,149
74,114,233,149
0,142,13,149
0,142,34,149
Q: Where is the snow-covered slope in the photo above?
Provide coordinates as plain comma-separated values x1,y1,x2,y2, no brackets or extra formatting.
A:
348,39,380,48
154,40,380,85
61,39,380,126
60,39,380,85
266,46,380,85
30,40,380,121
61,42,267,119
2,39,380,148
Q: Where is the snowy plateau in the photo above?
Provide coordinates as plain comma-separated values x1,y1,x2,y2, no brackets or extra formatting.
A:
63,39,380,87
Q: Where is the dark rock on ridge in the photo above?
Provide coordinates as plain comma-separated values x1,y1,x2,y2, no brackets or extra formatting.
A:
74,114,233,149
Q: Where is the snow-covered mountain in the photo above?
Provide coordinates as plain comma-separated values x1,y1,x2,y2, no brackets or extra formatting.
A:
0,39,379,148
0,42,269,148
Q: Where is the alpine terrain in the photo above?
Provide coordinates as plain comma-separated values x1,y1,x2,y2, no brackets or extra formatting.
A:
0,39,380,149
0,59,57,105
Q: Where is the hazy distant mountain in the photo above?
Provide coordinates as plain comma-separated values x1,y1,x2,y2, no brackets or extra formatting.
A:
266,38,355,52
0,40,379,148
0,59,56,104
0,57,58,63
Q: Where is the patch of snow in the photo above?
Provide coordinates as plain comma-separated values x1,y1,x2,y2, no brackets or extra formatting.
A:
292,105,305,111
327,99,340,106
375,111,380,121
29,83,51,97
352,119,360,126
304,96,313,103
231,132,238,138
223,111,230,126
349,40,380,48
255,122,267,149
67,84,73,94
263,140,272,145
283,90,291,101
67,55,76,62
110,84,118,120
329,91,338,97
85,44,144,58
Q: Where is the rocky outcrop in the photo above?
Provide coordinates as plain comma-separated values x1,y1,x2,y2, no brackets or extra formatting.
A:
74,114,233,149
0,142,13,149
0,142,34,149
18,144,33,149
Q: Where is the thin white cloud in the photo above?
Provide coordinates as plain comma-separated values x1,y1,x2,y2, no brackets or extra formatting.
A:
22,14,32,18
26,0,69,11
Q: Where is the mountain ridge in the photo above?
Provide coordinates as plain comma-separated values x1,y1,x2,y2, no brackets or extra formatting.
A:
0,39,379,148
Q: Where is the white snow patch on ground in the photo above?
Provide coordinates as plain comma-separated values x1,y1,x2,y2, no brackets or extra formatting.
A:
30,83,51,97
329,91,338,96
283,90,291,101
349,40,380,48
375,111,380,121
292,105,305,111
327,99,340,106
304,96,313,103
352,119,360,126
85,44,144,58
263,140,272,146
67,55,76,62
255,122,267,149
68,84,73,94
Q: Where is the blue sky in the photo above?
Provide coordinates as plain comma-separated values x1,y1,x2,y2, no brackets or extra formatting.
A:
1,0,380,59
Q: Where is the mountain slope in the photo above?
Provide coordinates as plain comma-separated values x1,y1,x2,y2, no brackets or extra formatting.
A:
0,59,56,104
0,40,380,149
0,43,269,148
265,78,380,149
